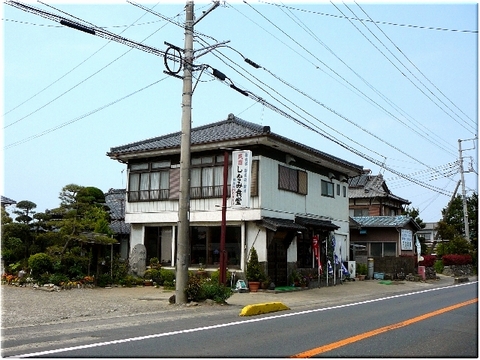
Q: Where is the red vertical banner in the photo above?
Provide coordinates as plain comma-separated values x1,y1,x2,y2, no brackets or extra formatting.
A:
312,235,322,274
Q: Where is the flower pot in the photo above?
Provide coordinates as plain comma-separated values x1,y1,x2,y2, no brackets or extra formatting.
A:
248,281,260,292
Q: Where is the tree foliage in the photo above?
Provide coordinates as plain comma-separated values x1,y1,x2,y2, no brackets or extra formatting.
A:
13,200,37,224
402,206,425,229
437,192,478,248
2,183,116,282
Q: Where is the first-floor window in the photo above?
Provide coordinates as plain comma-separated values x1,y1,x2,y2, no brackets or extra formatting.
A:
190,226,241,268
370,242,396,257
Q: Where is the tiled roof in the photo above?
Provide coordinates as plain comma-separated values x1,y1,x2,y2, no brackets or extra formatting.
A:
107,114,363,172
1,196,16,206
105,189,130,235
348,173,410,204
351,215,421,230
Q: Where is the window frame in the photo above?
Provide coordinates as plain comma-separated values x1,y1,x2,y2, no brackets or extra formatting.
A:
128,161,171,202
321,179,335,198
278,165,308,195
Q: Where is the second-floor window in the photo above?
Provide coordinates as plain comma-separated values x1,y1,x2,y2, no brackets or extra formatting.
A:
128,161,171,201
278,165,307,195
190,155,230,199
128,156,259,202
321,180,334,197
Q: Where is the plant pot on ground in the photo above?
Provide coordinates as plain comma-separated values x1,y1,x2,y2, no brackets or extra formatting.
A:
246,247,265,292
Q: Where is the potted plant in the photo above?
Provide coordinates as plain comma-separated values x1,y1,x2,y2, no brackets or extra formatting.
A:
246,247,263,292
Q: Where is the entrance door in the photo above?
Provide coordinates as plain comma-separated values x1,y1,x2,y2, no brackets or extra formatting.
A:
267,235,288,286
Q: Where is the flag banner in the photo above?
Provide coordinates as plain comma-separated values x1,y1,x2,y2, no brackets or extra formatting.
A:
312,235,319,259
230,150,252,208
331,235,336,250
415,234,424,262
327,260,333,275
334,254,340,265
341,262,350,276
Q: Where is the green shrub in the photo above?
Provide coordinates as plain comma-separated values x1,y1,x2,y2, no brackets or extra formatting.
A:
199,281,233,303
356,263,367,275
28,253,54,278
119,274,138,287
185,274,203,301
144,268,162,284
112,256,129,284
160,268,175,285
49,273,69,286
209,269,232,284
97,273,113,287
186,274,233,303
434,260,444,274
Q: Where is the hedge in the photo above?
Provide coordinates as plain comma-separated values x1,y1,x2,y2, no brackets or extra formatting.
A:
419,255,436,267
442,254,473,266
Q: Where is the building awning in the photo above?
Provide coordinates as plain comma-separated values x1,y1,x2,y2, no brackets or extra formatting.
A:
294,216,340,231
260,217,307,232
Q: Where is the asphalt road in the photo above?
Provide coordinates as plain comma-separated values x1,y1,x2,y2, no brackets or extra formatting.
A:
3,280,477,358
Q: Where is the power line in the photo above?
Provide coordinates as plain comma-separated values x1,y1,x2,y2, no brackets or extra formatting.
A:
4,77,169,150
259,1,478,34
237,1,459,156
204,43,454,196
4,1,179,127
354,1,476,126
335,2,476,134
273,1,458,156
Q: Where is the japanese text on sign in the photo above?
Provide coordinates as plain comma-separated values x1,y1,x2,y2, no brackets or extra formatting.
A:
230,150,252,208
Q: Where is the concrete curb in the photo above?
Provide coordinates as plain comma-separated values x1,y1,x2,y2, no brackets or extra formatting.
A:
239,301,290,316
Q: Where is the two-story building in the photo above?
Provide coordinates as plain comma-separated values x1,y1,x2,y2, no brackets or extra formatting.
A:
348,169,410,217
107,114,363,286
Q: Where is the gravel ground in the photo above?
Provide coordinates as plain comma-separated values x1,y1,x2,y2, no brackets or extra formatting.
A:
2,274,470,329
1,285,178,329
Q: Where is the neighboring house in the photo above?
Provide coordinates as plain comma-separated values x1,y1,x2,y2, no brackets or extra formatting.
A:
348,170,410,217
416,222,439,255
1,196,16,208
105,188,130,260
350,215,422,274
107,114,363,286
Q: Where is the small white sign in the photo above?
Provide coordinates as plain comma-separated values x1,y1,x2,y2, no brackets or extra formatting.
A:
230,150,252,208
401,229,413,250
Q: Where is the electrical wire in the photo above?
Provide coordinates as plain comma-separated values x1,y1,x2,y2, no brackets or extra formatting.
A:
354,1,476,126
4,1,179,127
238,1,459,156
335,2,476,134
4,77,169,150
201,33,459,189
258,0,478,34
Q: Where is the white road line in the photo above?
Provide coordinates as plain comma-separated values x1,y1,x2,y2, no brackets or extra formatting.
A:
9,281,476,358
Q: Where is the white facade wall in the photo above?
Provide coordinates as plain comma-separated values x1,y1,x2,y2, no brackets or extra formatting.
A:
124,153,352,271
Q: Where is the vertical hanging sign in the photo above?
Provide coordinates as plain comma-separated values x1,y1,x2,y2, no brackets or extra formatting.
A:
231,150,252,208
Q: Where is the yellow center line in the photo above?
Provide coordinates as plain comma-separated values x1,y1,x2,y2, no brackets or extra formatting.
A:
291,298,478,358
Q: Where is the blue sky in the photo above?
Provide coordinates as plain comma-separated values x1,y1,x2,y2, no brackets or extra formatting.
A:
2,1,478,223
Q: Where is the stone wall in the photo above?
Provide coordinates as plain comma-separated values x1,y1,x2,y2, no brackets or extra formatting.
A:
442,264,474,277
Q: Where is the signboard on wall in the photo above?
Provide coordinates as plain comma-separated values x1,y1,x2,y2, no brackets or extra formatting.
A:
230,150,252,208
400,229,413,250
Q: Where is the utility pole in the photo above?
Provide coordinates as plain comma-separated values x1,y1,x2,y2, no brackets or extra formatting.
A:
458,139,470,242
176,0,220,303
175,0,194,304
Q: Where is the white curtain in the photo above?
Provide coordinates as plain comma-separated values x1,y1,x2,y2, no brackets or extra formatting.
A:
202,167,214,197
150,172,160,199
214,166,224,197
129,173,140,201
191,168,201,198
140,173,149,200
